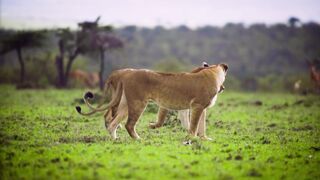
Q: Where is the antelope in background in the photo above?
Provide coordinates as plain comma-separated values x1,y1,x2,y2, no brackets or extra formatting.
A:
307,58,320,92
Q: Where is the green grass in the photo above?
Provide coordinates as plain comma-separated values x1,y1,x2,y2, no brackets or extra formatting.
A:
0,85,319,179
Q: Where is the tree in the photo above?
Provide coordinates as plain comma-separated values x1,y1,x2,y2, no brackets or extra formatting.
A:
55,17,123,89
55,28,78,87
95,31,123,89
288,17,300,28
77,17,123,89
0,30,46,84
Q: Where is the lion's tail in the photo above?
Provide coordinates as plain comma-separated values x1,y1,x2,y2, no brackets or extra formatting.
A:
82,81,111,111
75,82,123,116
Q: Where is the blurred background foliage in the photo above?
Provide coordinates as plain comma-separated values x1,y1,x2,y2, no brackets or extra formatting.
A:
0,18,319,92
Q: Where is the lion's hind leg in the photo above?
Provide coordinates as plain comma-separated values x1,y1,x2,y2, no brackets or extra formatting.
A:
125,101,147,139
107,92,128,140
149,108,168,129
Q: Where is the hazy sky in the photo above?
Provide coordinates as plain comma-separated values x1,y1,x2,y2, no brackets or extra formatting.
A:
1,0,320,29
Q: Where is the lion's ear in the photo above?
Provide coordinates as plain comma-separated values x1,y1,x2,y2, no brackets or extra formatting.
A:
219,63,228,72
202,62,209,67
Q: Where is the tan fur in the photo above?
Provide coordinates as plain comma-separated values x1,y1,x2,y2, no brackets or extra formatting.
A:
69,69,99,88
77,64,228,139
151,85,224,140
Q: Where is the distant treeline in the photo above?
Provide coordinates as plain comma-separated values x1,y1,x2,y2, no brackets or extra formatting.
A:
115,21,320,91
1,18,320,91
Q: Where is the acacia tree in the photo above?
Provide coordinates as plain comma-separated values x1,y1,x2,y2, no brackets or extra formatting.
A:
288,17,300,28
77,17,123,90
95,30,123,89
0,30,46,84
55,17,123,89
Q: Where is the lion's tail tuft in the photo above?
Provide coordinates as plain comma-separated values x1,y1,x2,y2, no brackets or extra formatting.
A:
75,106,82,113
84,91,94,99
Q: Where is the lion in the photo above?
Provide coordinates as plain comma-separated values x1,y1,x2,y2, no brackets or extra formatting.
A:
107,62,225,139
69,69,99,88
78,62,225,140
80,62,224,140
76,63,228,140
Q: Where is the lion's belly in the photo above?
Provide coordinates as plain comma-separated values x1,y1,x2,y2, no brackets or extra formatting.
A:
152,97,190,110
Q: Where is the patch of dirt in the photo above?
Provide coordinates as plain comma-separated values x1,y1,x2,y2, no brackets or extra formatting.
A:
234,155,243,160
260,136,271,144
270,103,289,110
253,100,263,106
58,136,107,144
190,160,199,165
267,123,277,128
239,100,263,106
268,99,317,111
221,148,232,153
247,168,262,177
51,158,60,163
188,171,200,177
285,154,294,159
87,162,105,168
293,100,305,105
291,125,313,131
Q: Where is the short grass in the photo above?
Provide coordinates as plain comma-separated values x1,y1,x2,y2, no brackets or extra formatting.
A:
0,85,319,179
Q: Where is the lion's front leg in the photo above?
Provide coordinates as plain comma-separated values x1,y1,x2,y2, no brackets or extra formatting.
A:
189,104,205,137
197,109,212,140
149,107,168,129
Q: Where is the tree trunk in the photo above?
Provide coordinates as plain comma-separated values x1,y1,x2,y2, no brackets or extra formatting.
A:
64,49,79,86
16,47,25,84
55,55,65,87
99,48,105,90
55,40,66,88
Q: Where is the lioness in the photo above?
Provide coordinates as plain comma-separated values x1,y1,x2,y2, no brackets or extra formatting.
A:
76,63,228,139
69,69,99,88
80,62,224,139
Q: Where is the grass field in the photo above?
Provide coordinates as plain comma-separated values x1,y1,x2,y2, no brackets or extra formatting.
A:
0,85,319,179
